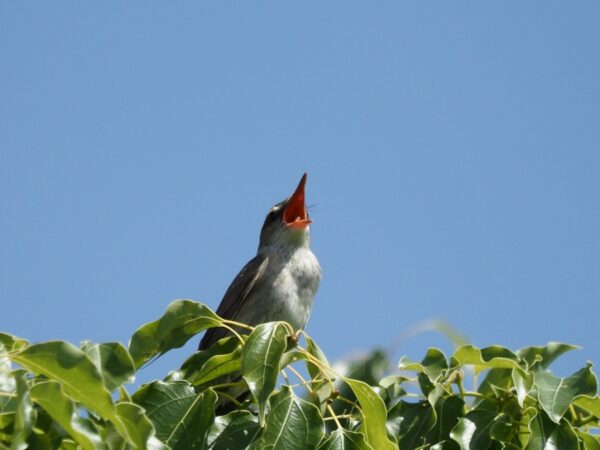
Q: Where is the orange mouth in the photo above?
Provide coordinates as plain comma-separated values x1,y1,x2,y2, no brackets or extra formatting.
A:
284,173,312,229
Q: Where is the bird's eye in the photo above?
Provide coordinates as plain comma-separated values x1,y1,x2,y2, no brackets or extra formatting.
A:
265,209,278,225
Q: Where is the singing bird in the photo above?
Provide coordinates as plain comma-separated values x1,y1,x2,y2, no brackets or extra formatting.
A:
199,173,321,350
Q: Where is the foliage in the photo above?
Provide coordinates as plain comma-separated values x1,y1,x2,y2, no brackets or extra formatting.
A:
1,300,599,449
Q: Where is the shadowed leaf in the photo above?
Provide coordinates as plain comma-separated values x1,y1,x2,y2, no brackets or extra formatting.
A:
256,386,324,450
30,381,106,450
450,408,496,450
133,380,217,450
10,371,34,450
207,411,260,450
81,341,135,392
116,402,167,450
525,410,579,450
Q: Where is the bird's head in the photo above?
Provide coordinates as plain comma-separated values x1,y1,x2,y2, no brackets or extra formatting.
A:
258,173,312,251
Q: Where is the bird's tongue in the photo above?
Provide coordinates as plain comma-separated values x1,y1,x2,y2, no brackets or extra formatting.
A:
284,173,312,229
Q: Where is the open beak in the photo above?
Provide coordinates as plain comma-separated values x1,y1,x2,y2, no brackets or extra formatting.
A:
284,173,312,229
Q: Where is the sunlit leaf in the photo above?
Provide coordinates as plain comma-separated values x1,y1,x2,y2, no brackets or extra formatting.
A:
452,345,521,373
187,346,242,387
180,336,240,380
344,378,396,450
12,342,115,421
0,346,14,395
574,395,600,418
317,428,373,450
241,322,290,424
0,334,28,353
399,348,448,383
534,363,597,423
305,335,333,380
129,300,222,369
303,336,335,412
578,431,600,450
513,369,534,407
517,343,579,369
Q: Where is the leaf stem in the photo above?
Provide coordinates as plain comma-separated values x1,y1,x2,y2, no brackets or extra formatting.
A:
326,404,343,429
287,365,316,395
221,320,254,332
215,390,243,408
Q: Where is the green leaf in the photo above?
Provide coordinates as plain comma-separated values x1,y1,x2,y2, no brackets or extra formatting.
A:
181,336,240,379
279,349,305,369
403,349,448,399
389,400,434,449
513,369,534,407
133,380,217,450
399,348,448,383
344,378,396,450
186,345,242,387
116,402,168,450
81,342,136,392
0,346,15,395
10,370,34,450
427,395,464,448
489,413,521,450
304,336,334,411
241,322,290,424
305,335,333,380
11,342,116,422
534,363,598,423
339,350,388,386
30,381,106,450
517,343,579,369
0,334,28,353
129,300,222,369
578,431,600,450
206,411,260,450
450,408,497,450
477,368,514,397
525,411,580,450
317,428,373,450
451,345,521,373
574,395,600,418
256,386,324,450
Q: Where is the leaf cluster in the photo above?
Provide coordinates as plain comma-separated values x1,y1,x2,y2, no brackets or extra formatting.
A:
1,300,598,449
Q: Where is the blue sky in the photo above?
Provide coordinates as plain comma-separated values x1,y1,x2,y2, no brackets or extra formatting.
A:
1,3,599,384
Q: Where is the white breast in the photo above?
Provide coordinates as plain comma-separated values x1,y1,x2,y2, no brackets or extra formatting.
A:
238,247,321,330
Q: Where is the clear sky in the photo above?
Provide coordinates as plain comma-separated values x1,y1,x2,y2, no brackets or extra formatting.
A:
1,3,599,385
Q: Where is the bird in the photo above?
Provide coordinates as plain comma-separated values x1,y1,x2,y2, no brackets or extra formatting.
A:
199,172,321,351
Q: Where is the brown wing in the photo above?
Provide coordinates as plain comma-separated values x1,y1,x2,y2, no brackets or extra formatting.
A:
198,254,269,350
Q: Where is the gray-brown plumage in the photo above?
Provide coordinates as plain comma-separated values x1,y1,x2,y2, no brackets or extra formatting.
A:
199,173,321,351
